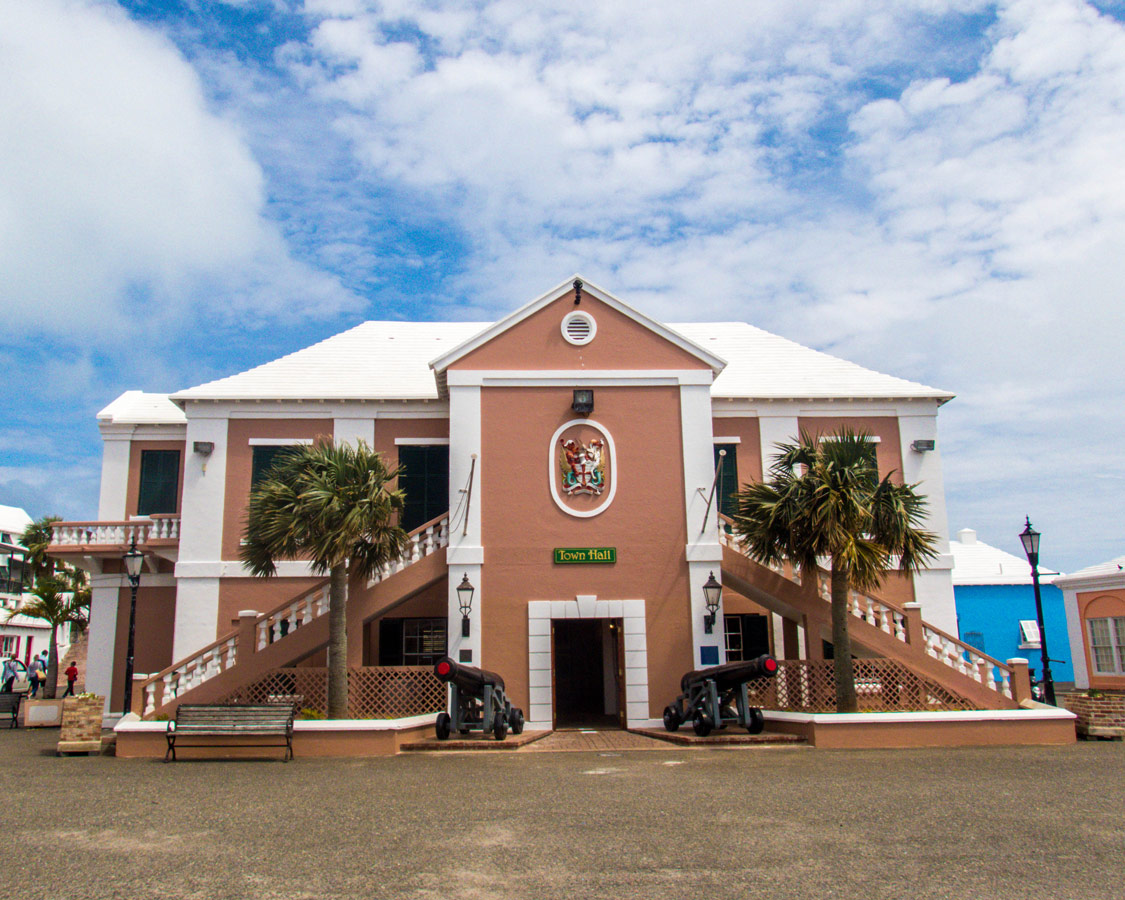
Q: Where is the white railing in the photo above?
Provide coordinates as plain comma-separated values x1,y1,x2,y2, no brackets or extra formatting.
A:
51,516,181,547
138,514,450,716
719,515,1013,698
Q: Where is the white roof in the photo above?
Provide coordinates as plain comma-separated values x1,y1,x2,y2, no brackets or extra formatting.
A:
98,391,187,425
949,528,1059,586
169,320,949,404
1054,555,1125,589
0,505,32,540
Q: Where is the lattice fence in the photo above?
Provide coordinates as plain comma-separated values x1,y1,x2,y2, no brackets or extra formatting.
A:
743,659,979,713
218,667,445,719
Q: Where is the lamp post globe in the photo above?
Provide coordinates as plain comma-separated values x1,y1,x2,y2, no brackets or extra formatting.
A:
1019,518,1055,706
703,571,722,635
457,574,475,638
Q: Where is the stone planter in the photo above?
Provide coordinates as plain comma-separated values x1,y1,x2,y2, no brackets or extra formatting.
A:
57,695,106,754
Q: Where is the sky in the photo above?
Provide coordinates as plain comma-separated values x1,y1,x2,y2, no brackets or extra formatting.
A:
1,0,1124,573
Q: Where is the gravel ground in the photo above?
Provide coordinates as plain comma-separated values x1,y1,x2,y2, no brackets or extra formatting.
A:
2,728,1122,900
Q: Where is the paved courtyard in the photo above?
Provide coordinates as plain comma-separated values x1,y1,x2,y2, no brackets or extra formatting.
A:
2,727,1122,900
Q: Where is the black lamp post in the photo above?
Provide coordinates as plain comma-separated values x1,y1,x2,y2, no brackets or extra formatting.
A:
1019,517,1055,706
122,538,144,715
703,571,722,634
457,574,475,638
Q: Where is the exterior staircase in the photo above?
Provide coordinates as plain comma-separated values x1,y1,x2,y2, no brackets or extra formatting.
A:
135,515,449,717
718,518,1027,710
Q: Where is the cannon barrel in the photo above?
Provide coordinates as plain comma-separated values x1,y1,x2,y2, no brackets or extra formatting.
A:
433,657,506,694
679,654,778,693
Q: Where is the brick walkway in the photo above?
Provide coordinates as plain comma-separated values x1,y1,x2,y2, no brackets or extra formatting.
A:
520,728,671,752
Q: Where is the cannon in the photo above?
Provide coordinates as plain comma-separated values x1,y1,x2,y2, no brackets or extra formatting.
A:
432,657,525,741
663,654,778,737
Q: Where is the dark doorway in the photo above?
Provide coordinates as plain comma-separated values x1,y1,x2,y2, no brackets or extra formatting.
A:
553,619,618,728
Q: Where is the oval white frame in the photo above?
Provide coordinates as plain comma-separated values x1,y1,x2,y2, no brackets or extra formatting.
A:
549,418,617,518
560,310,597,346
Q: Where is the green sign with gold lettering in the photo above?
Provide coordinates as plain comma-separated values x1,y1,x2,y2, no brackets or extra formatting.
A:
553,547,617,564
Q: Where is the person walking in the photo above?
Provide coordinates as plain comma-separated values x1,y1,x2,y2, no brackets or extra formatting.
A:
27,656,42,698
63,662,78,698
1,656,15,693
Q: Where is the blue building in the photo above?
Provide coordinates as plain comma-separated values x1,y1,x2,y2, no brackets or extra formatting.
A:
950,528,1072,687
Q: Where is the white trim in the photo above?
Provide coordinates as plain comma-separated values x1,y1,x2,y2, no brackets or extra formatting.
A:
712,436,741,444
561,310,597,346
820,434,881,443
763,708,1076,724
446,370,714,387
548,419,617,518
428,275,727,374
115,713,439,734
527,598,649,729
394,437,450,446
247,437,313,446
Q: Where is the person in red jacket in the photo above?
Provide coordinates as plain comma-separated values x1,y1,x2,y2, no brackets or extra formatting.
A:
63,662,79,698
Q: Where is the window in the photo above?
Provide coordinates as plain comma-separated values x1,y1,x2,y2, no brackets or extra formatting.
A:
724,614,771,661
0,636,16,655
137,449,180,515
713,444,739,520
1018,620,1041,650
1088,617,1125,675
251,446,288,489
378,618,447,667
398,445,449,532
962,631,986,654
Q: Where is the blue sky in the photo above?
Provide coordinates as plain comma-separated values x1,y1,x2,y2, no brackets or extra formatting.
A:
2,0,1124,572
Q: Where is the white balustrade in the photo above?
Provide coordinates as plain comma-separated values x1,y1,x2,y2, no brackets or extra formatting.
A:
49,516,182,548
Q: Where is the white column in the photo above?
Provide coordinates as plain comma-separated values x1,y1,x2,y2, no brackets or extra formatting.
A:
446,384,483,664
333,416,375,447
680,382,725,666
898,406,957,633
1062,588,1089,689
86,573,121,714
97,429,133,520
172,412,228,660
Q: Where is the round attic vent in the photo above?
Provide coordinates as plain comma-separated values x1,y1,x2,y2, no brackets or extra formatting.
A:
561,310,596,346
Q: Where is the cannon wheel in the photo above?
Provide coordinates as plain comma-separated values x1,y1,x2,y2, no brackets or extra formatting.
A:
509,708,524,735
746,707,765,735
492,711,509,741
663,705,681,732
436,712,451,740
692,710,713,737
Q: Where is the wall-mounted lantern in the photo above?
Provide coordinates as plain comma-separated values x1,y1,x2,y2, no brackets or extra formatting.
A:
703,571,722,634
457,574,475,637
572,389,594,415
193,441,215,456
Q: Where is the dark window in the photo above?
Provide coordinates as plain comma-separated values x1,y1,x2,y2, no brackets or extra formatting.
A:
251,446,291,489
137,449,180,515
398,445,449,531
962,630,986,654
713,444,739,520
378,618,447,667
724,614,771,661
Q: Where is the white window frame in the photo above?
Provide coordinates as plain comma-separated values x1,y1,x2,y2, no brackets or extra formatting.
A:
1087,616,1125,676
1018,619,1041,650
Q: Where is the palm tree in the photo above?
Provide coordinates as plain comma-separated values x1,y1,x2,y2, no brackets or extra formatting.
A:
731,428,938,713
240,440,411,719
9,576,89,699
21,515,61,584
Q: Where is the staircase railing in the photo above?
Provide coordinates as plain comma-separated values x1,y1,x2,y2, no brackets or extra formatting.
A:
718,515,1014,699
137,514,450,716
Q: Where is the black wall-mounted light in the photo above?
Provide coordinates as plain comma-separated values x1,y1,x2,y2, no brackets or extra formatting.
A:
192,441,215,456
572,389,594,415
703,571,722,634
457,574,475,637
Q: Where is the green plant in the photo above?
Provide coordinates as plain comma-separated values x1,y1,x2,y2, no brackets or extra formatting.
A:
1087,689,1104,699
299,707,326,720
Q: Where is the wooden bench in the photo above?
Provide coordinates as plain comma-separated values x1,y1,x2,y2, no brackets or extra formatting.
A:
165,704,295,762
0,693,22,729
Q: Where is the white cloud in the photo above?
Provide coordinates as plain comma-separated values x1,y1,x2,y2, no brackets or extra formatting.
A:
0,0,355,340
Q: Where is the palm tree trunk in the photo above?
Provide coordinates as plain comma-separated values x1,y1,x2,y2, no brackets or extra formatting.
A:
830,562,859,713
326,564,349,719
43,624,59,700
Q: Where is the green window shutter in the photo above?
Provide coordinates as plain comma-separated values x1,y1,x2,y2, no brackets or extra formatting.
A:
137,450,180,515
398,445,449,532
251,447,287,489
713,444,739,519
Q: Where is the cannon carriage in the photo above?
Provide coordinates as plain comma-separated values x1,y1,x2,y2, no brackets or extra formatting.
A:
432,657,525,741
663,654,778,737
